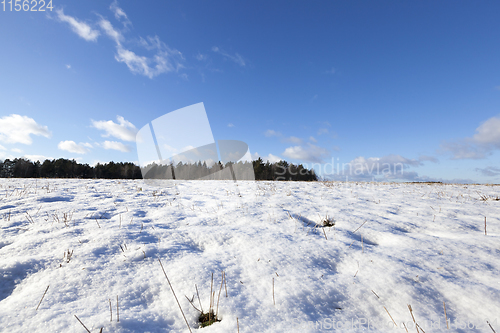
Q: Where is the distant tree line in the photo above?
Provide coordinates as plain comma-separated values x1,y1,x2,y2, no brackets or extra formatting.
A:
0,157,317,181
252,158,317,181
0,158,142,179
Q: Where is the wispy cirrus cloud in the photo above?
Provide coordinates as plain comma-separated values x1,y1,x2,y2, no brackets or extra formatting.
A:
56,9,100,42
0,114,51,145
441,116,500,159
110,0,131,27
58,141,92,154
264,129,281,137
92,116,137,142
56,2,183,79
99,17,184,79
212,46,246,67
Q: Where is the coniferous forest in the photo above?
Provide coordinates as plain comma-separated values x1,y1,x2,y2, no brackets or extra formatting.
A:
0,157,317,181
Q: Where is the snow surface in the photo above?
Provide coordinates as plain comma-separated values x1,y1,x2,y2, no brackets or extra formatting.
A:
0,179,499,332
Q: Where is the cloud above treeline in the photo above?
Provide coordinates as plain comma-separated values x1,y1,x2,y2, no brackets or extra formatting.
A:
0,114,51,145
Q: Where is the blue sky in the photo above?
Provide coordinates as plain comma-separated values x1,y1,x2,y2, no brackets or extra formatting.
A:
1,0,500,183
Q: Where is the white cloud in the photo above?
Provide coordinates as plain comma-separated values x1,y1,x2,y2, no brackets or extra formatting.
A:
23,155,52,162
347,155,421,175
58,141,91,154
163,144,178,153
66,64,71,69
0,144,5,150
441,141,486,159
98,18,124,44
11,148,23,153
251,152,282,163
325,67,336,74
265,154,282,163
56,9,100,42
212,46,246,67
418,155,438,163
196,53,208,61
471,116,500,146
91,116,137,142
181,145,196,152
265,129,281,137
98,17,183,79
110,0,131,27
119,36,183,79
57,5,182,79
441,116,500,159
323,154,430,182
475,166,500,177
228,123,235,128
102,140,131,152
309,136,317,143
284,136,302,144
0,114,51,145
317,128,329,135
282,143,329,163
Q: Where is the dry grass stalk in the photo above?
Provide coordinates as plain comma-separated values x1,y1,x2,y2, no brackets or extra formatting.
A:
196,284,204,313
272,277,275,306
109,298,112,322
407,304,420,333
185,295,202,313
443,301,449,329
352,220,367,233
371,290,380,299
117,295,119,322
158,259,192,333
416,323,426,333
36,285,49,310
485,216,487,236
383,306,397,327
322,228,328,240
237,317,240,333
216,272,224,318
487,320,496,332
74,315,91,333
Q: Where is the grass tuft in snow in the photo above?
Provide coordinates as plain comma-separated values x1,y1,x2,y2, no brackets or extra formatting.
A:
320,214,335,227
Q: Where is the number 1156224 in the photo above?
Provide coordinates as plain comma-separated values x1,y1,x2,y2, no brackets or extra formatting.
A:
2,0,53,11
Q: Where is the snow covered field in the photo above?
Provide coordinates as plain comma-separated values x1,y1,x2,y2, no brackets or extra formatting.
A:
0,178,499,332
